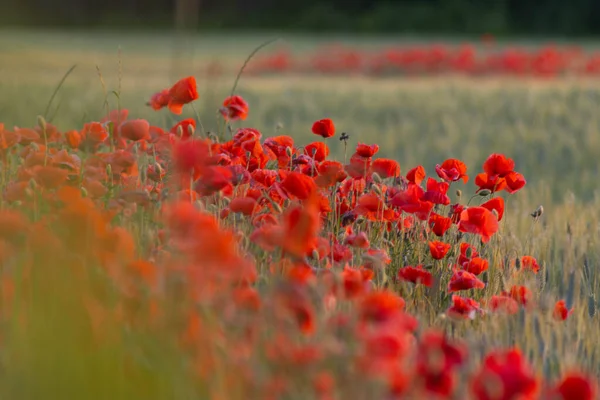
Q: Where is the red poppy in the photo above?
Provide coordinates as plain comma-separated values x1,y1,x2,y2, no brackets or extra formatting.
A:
505,171,526,193
148,89,170,110
552,373,596,400
344,231,370,249
423,177,450,205
311,118,335,138
449,203,465,223
281,172,317,200
429,213,453,237
406,165,426,185
471,349,538,400
462,257,489,275
170,118,196,140
475,172,507,193
458,242,478,265
520,256,540,273
360,290,406,323
316,160,347,187
355,143,379,158
168,76,199,115
447,295,482,320
342,266,373,299
481,197,505,221
458,206,499,243
429,241,451,260
220,95,249,121
489,295,519,315
483,153,515,177
304,142,330,162
416,330,467,397
120,119,150,141
390,184,434,220
504,285,533,307
448,270,485,292
229,196,257,216
64,130,82,149
435,158,468,183
173,139,209,178
372,158,400,178
553,300,573,321
398,265,433,287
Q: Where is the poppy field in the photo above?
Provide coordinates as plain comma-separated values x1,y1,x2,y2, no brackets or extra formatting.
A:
1,31,600,399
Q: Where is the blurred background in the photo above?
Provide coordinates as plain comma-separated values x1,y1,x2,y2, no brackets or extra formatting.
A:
1,0,600,204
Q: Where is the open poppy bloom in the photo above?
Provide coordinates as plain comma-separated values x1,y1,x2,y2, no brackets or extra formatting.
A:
447,295,482,320
448,270,485,292
220,95,249,121
435,158,468,183
120,119,150,142
397,265,433,287
553,300,573,321
429,241,451,260
458,207,499,243
168,76,199,115
312,118,335,138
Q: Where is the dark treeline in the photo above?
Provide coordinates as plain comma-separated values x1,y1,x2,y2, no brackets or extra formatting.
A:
3,0,600,36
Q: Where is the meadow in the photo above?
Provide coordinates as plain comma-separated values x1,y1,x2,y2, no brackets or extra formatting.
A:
0,29,599,399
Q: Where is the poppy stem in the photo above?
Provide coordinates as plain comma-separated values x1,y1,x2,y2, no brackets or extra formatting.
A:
190,103,205,137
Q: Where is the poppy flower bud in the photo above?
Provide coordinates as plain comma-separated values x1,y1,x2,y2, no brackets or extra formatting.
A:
465,247,473,259
80,186,88,198
478,189,492,197
177,125,184,138
276,122,284,130
372,184,382,197
37,115,47,132
285,146,293,158
106,163,112,178
515,257,521,270
491,209,499,218
312,249,320,260
371,173,383,184
456,189,462,198
356,216,366,224
187,124,195,138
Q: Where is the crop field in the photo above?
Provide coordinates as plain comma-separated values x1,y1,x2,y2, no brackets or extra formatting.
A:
0,29,599,398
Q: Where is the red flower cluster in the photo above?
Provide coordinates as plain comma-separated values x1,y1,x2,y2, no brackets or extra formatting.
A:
0,79,593,399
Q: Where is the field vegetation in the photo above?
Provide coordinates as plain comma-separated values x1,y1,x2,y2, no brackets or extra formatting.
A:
0,30,598,399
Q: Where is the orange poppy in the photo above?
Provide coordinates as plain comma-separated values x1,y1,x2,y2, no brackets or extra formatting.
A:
148,89,170,110
462,257,489,275
428,241,451,260
168,76,199,115
120,119,150,141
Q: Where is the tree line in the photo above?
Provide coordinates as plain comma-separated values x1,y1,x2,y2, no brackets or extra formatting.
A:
3,0,600,36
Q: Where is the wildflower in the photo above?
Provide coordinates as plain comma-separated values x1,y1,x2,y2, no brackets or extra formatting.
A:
483,153,515,177
551,372,596,400
435,158,468,183
229,196,257,216
120,119,150,141
448,270,485,292
168,76,199,115
398,265,433,287
360,290,405,323
372,158,400,178
311,118,335,138
304,141,330,162
447,295,482,320
488,295,519,315
406,165,426,185
220,95,249,121
281,171,317,200
520,256,540,273
458,206,499,243
553,300,573,321
429,213,453,237
148,89,170,110
170,118,197,140
471,349,538,400
481,197,505,221
428,240,451,260
355,143,379,158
